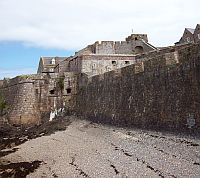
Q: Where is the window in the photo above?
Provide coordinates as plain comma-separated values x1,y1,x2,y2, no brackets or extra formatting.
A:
49,90,55,95
66,88,72,94
112,61,116,65
125,61,130,65
35,89,39,94
135,46,144,53
49,68,54,72
106,66,111,71
92,63,96,69
51,58,55,65
186,37,190,42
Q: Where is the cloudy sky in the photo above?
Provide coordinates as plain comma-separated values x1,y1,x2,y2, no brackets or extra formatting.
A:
0,0,199,79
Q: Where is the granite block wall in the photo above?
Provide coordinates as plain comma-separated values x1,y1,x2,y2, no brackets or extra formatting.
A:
0,73,78,126
0,76,41,125
75,43,200,134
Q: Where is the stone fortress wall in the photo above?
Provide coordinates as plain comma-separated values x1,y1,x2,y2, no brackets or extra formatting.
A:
75,43,200,133
0,76,41,125
0,73,78,125
0,32,200,135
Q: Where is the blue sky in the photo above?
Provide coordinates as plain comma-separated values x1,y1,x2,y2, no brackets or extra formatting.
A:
0,0,200,79
0,42,73,79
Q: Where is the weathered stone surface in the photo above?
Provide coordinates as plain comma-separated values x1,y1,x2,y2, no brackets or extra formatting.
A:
0,73,78,126
75,43,200,134
0,77,41,125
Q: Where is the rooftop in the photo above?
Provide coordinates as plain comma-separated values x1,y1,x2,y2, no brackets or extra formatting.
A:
186,28,195,34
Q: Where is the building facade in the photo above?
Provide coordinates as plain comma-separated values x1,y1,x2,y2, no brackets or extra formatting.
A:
194,24,200,43
37,57,67,73
53,34,157,77
75,34,157,56
176,24,200,45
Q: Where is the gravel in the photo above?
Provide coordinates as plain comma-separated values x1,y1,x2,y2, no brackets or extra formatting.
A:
1,117,200,178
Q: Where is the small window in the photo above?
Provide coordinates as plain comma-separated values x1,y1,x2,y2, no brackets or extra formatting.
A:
51,58,56,65
106,66,111,71
135,37,138,40
49,68,54,72
35,89,39,94
49,90,55,95
125,61,130,65
186,37,190,42
112,61,116,65
66,88,72,94
92,64,96,69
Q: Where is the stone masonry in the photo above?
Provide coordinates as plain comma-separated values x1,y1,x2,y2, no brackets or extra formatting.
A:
0,32,200,135
75,43,200,134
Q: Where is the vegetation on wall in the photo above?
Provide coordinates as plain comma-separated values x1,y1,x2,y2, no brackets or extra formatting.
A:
57,77,65,91
19,75,31,79
0,93,7,116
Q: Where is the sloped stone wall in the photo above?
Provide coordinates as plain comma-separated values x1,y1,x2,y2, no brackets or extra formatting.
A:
75,43,200,134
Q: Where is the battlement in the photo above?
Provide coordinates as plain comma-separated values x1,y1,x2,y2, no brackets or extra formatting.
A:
0,74,49,88
74,33,155,56
126,34,148,42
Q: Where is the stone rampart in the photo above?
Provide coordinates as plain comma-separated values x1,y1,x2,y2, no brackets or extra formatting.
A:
75,43,200,134
0,75,41,125
0,72,79,126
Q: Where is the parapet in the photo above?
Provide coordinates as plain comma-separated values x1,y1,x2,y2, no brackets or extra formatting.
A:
126,34,148,42
0,74,50,88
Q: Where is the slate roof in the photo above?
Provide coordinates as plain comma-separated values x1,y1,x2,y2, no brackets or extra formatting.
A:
41,57,66,65
186,28,195,34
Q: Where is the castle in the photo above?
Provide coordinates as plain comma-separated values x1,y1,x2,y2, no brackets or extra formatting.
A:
0,32,199,134
37,33,157,77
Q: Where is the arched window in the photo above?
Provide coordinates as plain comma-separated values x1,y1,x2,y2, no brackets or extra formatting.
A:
135,46,144,53
186,37,190,42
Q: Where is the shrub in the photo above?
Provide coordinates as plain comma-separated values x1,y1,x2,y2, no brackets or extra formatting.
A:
0,93,7,115
57,77,64,91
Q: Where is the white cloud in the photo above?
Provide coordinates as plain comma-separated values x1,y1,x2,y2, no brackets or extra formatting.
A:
0,0,199,49
0,68,36,79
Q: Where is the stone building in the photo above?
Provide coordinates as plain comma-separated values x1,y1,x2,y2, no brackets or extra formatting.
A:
194,24,200,43
67,54,136,77
75,34,156,56
1,30,200,134
37,57,67,73
54,57,73,75
1,33,157,126
176,24,200,45
56,34,157,77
